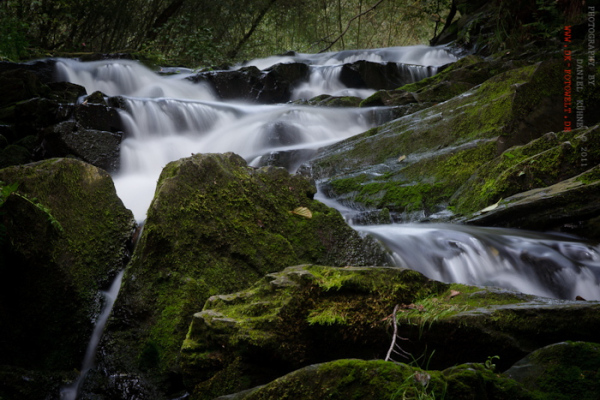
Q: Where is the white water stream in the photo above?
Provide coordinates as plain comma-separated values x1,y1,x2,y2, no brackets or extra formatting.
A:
60,271,124,400
56,45,600,307
55,44,600,398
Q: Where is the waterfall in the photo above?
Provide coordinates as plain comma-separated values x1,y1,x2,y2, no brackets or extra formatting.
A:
355,224,600,301
54,45,600,301
60,270,124,400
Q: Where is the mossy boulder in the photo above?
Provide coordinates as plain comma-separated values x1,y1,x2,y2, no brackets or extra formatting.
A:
310,59,564,220
181,265,444,399
0,158,135,393
216,359,534,400
180,265,600,399
505,341,600,400
454,125,600,215
103,153,388,395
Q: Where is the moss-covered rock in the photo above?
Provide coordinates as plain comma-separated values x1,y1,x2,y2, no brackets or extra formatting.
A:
505,341,600,400
218,359,534,400
310,59,564,220
180,264,600,399
0,158,135,377
103,153,388,395
181,265,445,399
454,125,600,214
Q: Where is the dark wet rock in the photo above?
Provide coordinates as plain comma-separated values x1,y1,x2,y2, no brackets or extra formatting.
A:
0,61,127,171
255,149,318,172
101,153,388,397
73,102,124,132
341,60,438,91
13,97,74,137
39,121,123,172
189,63,310,104
0,159,135,385
504,341,600,400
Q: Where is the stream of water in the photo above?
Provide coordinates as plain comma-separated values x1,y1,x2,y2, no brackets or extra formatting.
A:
55,44,600,307
60,271,124,400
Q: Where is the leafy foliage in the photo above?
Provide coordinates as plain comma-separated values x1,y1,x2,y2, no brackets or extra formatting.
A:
0,0,454,66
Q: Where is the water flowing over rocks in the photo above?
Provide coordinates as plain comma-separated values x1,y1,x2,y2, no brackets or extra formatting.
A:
1,3,600,398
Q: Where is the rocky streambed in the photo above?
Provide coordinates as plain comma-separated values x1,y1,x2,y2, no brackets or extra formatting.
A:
1,4,600,399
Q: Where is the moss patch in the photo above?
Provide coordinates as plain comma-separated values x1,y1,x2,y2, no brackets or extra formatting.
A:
106,153,389,387
0,158,135,371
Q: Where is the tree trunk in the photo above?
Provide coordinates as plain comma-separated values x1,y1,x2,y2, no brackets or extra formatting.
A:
228,0,278,59
145,0,186,43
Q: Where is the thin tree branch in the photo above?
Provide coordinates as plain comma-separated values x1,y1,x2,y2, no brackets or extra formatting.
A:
228,0,279,59
319,0,385,53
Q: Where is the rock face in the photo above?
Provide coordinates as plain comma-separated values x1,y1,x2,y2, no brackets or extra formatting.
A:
179,264,600,399
101,153,389,395
217,359,534,400
189,63,310,103
309,57,600,229
505,341,600,400
0,61,126,172
0,158,135,397
180,265,444,399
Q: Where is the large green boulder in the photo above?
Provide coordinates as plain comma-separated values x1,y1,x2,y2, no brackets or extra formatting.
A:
0,158,135,397
180,264,600,399
181,265,443,399
218,359,534,400
102,153,388,395
505,341,600,400
311,59,569,221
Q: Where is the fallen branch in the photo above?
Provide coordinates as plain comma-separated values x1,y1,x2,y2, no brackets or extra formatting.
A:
385,304,410,362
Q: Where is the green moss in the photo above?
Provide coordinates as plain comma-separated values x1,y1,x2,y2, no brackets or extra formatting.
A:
454,125,600,214
233,359,533,400
109,154,388,381
0,158,134,371
507,342,600,400
181,265,449,398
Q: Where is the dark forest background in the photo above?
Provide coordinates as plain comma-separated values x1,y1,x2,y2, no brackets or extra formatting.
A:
0,0,588,66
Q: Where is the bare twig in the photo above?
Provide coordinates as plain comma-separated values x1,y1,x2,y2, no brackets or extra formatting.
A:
319,0,385,53
385,304,409,362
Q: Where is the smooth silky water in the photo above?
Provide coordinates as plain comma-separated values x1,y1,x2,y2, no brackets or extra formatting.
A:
56,44,600,398
55,45,600,300
56,44,599,396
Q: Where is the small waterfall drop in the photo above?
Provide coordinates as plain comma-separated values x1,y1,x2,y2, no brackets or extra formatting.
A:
54,45,600,302
60,270,125,400
355,224,600,300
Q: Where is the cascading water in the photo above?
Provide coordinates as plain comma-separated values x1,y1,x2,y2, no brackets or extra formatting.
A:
60,270,125,400
355,224,600,300
54,44,600,306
